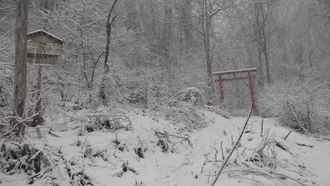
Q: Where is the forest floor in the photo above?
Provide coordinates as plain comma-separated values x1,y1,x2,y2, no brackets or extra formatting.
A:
1,105,330,186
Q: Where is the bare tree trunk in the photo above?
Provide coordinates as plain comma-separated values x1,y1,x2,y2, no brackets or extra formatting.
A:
199,0,237,101
100,0,118,105
177,0,193,57
201,0,215,100
254,0,264,89
260,1,271,84
12,0,28,136
254,0,271,86
163,4,172,62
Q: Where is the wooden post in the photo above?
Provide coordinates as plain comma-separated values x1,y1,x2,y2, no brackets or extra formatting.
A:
34,43,43,126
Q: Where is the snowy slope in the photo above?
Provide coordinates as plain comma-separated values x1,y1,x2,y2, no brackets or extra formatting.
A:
1,108,330,186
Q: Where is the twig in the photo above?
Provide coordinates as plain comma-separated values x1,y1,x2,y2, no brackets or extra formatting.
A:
275,141,291,154
256,129,270,155
295,142,314,148
201,162,206,173
203,153,209,160
284,131,291,140
156,131,193,147
220,141,225,160
270,171,308,186
155,158,159,167
225,168,288,186
49,131,60,138
201,160,237,173
211,101,254,186
29,150,42,161
0,123,17,138
214,148,218,163
260,119,263,137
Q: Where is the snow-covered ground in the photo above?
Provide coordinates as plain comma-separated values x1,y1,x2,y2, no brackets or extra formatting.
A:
1,108,330,186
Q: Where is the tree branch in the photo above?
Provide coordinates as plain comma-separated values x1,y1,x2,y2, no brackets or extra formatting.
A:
210,0,237,19
211,100,254,186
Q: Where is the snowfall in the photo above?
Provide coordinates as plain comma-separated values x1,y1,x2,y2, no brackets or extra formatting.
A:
1,105,330,186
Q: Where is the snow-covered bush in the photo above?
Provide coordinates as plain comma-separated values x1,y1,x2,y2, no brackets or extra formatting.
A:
176,87,205,106
145,87,206,130
166,104,205,130
0,33,14,126
0,141,53,184
0,84,11,127
259,78,330,134
83,114,131,133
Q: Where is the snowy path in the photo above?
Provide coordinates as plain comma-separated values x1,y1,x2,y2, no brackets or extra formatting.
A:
136,113,330,186
296,137,330,186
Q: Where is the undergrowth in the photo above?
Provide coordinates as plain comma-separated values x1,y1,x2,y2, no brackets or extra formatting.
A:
259,78,330,135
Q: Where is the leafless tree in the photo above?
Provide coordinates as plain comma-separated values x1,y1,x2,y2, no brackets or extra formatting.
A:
11,0,28,136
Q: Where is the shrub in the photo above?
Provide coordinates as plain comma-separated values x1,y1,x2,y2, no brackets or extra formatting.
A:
176,87,205,106
259,78,330,134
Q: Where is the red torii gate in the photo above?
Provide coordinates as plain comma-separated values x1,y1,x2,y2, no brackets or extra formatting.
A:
213,68,257,115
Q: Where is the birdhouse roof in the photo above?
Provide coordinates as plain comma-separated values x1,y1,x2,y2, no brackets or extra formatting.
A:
27,29,63,45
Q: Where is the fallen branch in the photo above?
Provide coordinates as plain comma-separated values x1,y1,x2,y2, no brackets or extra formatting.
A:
295,142,314,148
49,131,60,138
211,101,254,186
228,168,308,186
29,150,42,161
275,141,292,155
156,131,193,147
224,168,287,186
270,171,308,186
0,123,10,126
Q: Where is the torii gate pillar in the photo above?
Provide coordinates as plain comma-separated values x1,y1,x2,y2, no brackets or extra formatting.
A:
213,68,257,115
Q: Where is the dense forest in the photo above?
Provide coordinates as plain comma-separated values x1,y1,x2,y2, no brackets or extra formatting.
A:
1,0,330,185
1,0,330,134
